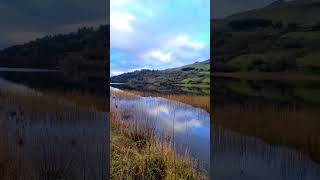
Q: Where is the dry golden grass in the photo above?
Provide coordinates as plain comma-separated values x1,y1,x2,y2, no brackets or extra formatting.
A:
215,103,320,162
0,90,78,112
0,87,109,113
110,105,208,179
123,90,210,112
42,89,108,112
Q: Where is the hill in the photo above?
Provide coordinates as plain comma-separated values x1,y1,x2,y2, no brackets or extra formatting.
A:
0,25,108,68
111,60,210,86
228,0,320,24
0,25,109,83
213,0,320,74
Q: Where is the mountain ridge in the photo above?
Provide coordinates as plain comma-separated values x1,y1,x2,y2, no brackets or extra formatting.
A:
111,60,210,85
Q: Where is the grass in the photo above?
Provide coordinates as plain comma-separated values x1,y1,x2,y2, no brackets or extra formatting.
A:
121,90,210,112
0,88,107,179
227,52,293,72
110,89,208,179
215,102,320,162
41,89,109,111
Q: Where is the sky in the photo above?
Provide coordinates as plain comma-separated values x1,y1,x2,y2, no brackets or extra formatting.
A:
0,0,107,49
110,0,210,76
0,0,280,73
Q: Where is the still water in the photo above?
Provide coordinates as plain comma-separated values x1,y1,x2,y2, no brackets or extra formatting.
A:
0,69,108,179
213,77,320,180
111,87,210,172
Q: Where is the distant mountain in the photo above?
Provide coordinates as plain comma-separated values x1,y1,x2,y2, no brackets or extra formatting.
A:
212,0,320,73
111,60,210,85
266,0,286,7
227,0,320,24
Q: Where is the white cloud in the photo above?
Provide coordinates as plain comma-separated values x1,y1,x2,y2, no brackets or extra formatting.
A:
168,34,205,50
111,11,136,32
143,50,172,63
110,0,210,73
174,118,203,132
139,34,206,66
149,105,170,115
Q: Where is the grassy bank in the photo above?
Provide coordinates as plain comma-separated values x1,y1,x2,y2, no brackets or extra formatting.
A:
110,89,208,179
123,90,210,112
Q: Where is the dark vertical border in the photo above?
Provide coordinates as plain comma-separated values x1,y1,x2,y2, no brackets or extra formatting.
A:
106,0,110,179
210,0,214,179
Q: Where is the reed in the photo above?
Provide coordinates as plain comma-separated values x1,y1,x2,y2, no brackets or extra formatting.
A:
215,103,320,162
110,103,208,179
0,85,107,179
113,89,210,112
0,110,107,179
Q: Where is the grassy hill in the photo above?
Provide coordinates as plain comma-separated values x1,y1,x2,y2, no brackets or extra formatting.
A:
213,0,320,74
111,60,210,86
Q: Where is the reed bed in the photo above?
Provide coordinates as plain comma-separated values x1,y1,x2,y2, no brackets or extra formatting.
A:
212,126,320,179
119,89,210,112
110,91,208,179
214,103,320,162
41,89,109,112
0,84,108,179
0,85,109,113
0,110,108,179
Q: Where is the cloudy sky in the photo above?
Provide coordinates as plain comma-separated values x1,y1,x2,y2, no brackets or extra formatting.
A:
110,0,210,76
0,0,107,49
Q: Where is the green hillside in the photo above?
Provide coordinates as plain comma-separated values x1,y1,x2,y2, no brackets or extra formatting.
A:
213,0,320,74
111,60,210,86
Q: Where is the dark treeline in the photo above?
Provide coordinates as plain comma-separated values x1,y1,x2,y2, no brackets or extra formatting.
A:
0,25,109,69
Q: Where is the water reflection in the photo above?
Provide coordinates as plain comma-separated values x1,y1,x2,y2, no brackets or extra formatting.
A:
0,70,108,179
0,111,107,179
111,87,210,171
213,78,320,180
212,127,320,180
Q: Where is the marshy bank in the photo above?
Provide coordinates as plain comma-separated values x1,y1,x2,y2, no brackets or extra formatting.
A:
0,72,108,179
110,87,209,179
212,78,320,179
122,90,210,113
212,126,320,180
111,83,210,112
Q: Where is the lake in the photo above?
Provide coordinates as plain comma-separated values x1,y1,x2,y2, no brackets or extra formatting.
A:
0,69,108,179
111,86,210,172
3,68,319,179
212,77,320,179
